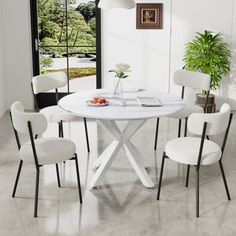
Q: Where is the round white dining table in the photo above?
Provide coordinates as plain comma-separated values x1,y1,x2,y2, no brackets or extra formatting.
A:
59,89,184,189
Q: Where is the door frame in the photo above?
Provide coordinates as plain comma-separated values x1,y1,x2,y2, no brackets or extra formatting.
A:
30,0,102,108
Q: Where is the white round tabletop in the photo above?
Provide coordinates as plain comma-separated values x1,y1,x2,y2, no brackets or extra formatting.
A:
58,89,184,121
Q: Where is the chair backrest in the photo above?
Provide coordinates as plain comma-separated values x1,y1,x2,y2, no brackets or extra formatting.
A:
188,103,231,136
11,101,47,135
173,70,211,91
32,71,67,94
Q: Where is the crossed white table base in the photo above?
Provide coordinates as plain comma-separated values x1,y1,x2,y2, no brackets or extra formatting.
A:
89,119,155,189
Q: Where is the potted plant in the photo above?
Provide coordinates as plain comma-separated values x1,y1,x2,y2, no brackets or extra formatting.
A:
183,30,231,112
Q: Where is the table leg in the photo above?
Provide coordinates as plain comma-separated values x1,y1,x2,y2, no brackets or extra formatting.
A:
89,119,154,189
94,119,146,169
93,141,118,169
89,141,121,189
123,141,154,188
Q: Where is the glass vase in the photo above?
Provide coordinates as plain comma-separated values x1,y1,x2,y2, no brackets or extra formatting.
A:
113,78,123,99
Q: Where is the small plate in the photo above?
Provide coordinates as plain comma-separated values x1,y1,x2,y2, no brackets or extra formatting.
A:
86,101,109,107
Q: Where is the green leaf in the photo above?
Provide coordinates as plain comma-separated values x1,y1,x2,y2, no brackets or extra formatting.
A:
183,30,231,91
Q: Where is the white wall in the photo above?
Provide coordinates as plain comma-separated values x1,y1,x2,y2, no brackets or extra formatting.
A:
0,0,6,117
2,0,33,110
102,0,171,92
227,0,236,109
102,0,236,109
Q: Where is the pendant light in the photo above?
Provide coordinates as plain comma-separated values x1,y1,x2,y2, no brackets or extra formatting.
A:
98,0,135,10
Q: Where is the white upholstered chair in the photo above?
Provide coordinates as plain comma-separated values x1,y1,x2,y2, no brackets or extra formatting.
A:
10,101,82,218
154,70,211,150
31,72,90,152
157,104,233,217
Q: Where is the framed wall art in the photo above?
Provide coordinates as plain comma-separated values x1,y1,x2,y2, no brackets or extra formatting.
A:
136,3,163,29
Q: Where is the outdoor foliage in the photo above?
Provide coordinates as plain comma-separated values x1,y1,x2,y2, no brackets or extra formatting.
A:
76,1,96,23
40,55,53,73
184,30,231,91
38,0,96,56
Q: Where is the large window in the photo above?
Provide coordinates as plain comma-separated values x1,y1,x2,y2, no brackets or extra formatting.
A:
31,0,101,106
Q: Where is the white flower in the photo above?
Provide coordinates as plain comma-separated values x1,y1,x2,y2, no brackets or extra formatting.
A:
115,63,131,73
109,63,131,79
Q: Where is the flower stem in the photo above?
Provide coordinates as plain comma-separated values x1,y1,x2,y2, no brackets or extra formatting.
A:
114,78,121,95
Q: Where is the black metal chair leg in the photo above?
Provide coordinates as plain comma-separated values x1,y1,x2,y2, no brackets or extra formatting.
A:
34,168,40,218
196,169,200,217
186,165,190,187
58,123,66,164
58,122,61,138
178,119,182,137
55,164,61,187
74,153,83,204
184,117,189,191
157,152,166,200
12,160,23,198
60,121,64,138
154,118,160,150
219,160,231,200
184,118,188,137
206,135,210,140
83,118,90,153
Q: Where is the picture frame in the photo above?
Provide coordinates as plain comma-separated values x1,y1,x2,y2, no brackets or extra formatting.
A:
136,3,163,29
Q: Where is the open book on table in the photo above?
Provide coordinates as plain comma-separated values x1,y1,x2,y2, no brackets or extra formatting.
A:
136,97,162,107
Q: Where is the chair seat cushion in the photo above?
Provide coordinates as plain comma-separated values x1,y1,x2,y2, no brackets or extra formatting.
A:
20,137,76,165
165,137,222,166
40,105,79,123
168,104,203,119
